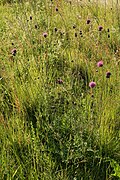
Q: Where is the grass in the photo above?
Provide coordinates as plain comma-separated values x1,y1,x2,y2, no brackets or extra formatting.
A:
0,0,120,179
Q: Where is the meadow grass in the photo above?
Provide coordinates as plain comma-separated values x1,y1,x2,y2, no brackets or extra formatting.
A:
0,0,120,179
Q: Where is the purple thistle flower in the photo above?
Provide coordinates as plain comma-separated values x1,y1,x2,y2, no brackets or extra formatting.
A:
43,32,48,38
11,48,17,56
98,26,103,31
89,81,96,88
57,79,63,84
86,19,91,24
97,60,103,67
106,71,111,78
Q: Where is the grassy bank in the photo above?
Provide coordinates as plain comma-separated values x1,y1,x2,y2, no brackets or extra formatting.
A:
0,0,120,179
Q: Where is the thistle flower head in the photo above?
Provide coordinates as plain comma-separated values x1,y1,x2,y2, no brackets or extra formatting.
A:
86,19,91,24
97,60,103,67
106,71,111,78
11,48,17,56
89,81,96,88
98,26,103,31
43,32,48,38
57,79,63,84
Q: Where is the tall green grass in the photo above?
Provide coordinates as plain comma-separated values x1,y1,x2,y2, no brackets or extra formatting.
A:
0,0,120,179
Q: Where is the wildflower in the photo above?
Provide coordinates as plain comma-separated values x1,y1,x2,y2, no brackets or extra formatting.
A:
43,32,48,38
89,81,96,88
97,60,103,67
106,71,111,78
98,26,103,31
11,48,17,56
86,19,91,24
57,79,63,84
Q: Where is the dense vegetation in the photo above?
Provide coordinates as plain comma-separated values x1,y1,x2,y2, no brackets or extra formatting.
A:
0,0,120,179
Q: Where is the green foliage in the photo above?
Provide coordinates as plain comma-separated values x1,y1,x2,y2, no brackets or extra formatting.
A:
0,0,120,179
110,159,120,178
